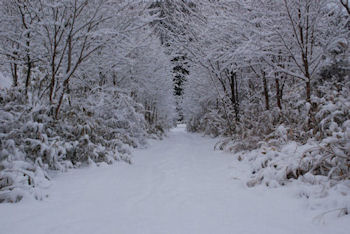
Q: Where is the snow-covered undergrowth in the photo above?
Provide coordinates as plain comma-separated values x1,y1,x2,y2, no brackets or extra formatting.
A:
215,118,350,217
0,72,11,89
231,141,350,217
0,87,169,203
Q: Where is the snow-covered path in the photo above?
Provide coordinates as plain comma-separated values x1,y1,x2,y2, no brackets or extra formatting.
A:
1,125,348,234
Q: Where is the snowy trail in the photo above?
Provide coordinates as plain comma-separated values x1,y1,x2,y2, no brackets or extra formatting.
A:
1,125,348,234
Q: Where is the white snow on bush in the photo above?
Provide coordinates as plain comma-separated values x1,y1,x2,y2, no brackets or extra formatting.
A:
0,72,11,89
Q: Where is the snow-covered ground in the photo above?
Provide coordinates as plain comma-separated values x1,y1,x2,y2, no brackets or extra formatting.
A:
1,125,349,234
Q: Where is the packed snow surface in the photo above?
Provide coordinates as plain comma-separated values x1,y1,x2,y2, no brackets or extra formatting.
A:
1,125,349,234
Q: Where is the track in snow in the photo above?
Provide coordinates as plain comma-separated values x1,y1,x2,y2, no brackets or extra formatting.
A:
0,125,348,234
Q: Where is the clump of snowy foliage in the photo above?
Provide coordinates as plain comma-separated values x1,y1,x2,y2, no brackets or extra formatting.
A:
0,0,176,203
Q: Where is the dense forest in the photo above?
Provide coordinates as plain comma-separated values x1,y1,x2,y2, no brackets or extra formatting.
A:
0,0,349,218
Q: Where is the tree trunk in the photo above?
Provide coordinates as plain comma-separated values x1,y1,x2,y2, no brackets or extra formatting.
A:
25,57,32,95
275,77,282,109
262,71,269,110
230,71,239,121
49,56,56,103
306,79,311,103
10,63,18,87
55,80,69,119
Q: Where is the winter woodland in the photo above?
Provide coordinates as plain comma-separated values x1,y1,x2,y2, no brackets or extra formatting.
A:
0,0,349,223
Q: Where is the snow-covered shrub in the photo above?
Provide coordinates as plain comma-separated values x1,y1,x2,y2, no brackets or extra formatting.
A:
0,151,50,203
235,84,350,185
0,89,53,202
66,86,148,161
299,80,350,180
0,84,153,202
237,140,350,216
